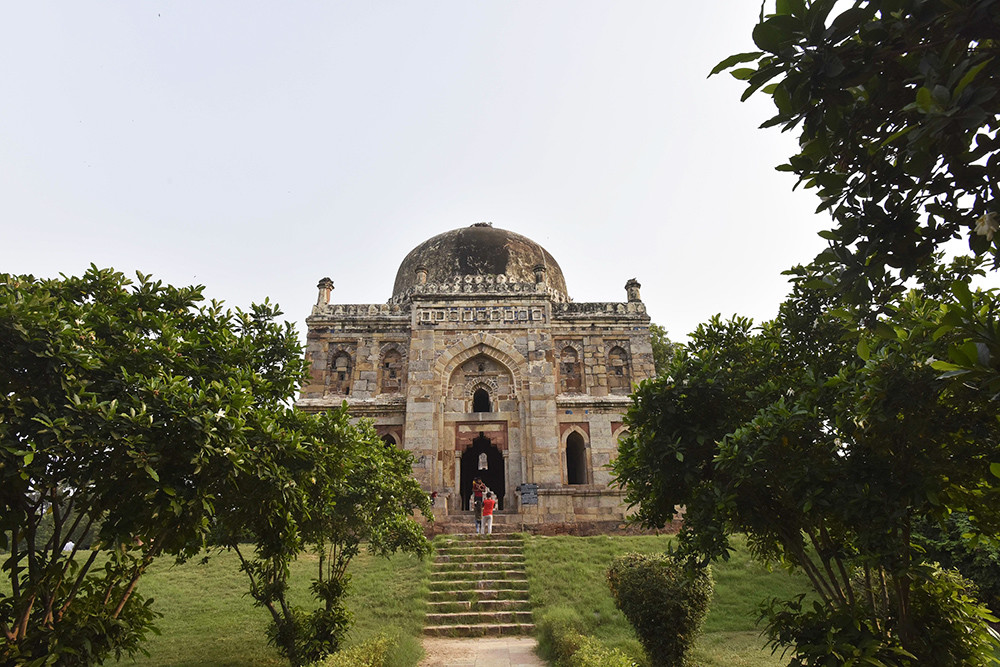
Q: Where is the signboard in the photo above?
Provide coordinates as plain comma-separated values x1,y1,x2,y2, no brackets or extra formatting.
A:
519,483,539,505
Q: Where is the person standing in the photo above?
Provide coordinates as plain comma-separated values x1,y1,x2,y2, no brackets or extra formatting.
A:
472,478,486,534
482,492,496,535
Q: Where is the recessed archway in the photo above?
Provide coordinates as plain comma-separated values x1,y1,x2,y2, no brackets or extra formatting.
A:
460,434,504,510
566,431,588,485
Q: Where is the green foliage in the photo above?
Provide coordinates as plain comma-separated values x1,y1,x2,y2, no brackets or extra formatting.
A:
764,566,998,666
568,640,639,667
715,0,1000,304
612,268,1000,663
1,267,306,665
706,7,1000,658
912,512,1000,615
536,608,640,667
527,534,809,666
648,323,678,376
217,409,432,666
607,553,713,667
0,267,431,667
308,633,394,667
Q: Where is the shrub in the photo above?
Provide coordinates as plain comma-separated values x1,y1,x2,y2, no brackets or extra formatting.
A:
309,633,394,667
536,607,639,667
536,607,587,664
607,552,713,667
913,513,1000,615
570,637,640,667
763,565,998,666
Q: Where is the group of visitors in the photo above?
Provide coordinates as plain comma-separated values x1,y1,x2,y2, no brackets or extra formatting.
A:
471,477,496,535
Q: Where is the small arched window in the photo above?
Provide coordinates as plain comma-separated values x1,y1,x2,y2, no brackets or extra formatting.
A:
566,432,588,485
380,349,403,394
607,346,631,394
329,351,352,395
559,345,583,393
381,433,397,447
472,388,491,413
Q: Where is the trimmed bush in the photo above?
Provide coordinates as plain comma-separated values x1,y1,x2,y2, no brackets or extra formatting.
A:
536,607,640,667
536,607,588,664
309,633,394,667
607,552,713,667
570,637,640,667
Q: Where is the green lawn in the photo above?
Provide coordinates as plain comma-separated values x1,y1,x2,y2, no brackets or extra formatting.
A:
111,534,805,666
524,534,809,666
122,548,429,667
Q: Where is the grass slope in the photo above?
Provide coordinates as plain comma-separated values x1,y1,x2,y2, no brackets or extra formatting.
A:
122,548,428,667
524,534,809,666
115,534,806,666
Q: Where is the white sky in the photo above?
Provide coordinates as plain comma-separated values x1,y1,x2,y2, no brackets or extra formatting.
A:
1,2,838,343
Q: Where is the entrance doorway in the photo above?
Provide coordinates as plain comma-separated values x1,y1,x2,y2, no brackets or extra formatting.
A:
460,434,505,511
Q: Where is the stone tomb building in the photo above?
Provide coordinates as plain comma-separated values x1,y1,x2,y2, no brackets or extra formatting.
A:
297,223,654,531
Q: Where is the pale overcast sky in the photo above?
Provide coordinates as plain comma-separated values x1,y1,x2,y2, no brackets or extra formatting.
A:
2,2,837,342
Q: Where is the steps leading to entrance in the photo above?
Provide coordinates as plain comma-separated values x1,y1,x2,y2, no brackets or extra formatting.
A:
424,534,534,638
429,511,525,536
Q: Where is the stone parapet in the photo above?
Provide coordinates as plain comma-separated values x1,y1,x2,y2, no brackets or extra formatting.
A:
310,302,411,319
552,301,649,320
391,274,568,305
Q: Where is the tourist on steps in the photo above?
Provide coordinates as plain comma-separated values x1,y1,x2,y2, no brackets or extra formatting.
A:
472,478,486,534
482,492,496,535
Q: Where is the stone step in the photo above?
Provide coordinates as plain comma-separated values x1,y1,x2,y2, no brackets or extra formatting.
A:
424,532,533,640
425,610,535,626
432,523,522,536
422,623,535,638
430,569,526,581
435,542,523,552
428,599,530,613
428,590,528,604
434,560,524,573
428,580,529,593
434,553,525,564
436,544,523,554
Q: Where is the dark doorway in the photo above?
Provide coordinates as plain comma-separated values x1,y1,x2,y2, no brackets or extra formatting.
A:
472,388,491,412
566,431,588,484
460,434,505,510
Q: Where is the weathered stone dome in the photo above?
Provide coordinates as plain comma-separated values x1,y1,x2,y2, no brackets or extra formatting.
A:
391,223,569,301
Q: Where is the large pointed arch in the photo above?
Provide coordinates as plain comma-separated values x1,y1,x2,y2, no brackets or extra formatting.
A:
436,332,527,394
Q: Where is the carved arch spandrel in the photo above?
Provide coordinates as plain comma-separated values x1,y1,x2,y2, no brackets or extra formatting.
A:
436,332,527,394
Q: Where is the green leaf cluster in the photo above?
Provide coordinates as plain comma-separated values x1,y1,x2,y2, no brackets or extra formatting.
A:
714,0,1000,304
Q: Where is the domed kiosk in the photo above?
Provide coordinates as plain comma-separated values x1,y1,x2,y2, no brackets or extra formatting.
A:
298,223,655,533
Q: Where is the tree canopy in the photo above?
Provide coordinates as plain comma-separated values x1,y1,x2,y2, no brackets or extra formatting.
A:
614,268,1000,662
614,1,1000,662
0,268,430,666
715,0,1000,304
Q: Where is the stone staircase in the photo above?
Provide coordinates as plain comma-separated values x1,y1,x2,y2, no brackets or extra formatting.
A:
424,534,535,637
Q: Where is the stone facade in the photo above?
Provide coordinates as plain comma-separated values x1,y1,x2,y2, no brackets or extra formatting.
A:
297,223,654,531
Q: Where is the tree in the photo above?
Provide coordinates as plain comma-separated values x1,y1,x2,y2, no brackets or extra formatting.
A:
617,2,1000,661
648,323,679,376
1,267,307,664
613,269,1000,663
714,0,1000,305
0,267,431,666
215,408,431,666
